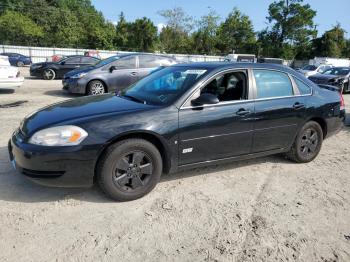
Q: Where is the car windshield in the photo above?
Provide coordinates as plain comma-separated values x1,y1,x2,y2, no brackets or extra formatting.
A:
322,68,350,76
119,66,209,106
94,56,121,67
302,65,317,71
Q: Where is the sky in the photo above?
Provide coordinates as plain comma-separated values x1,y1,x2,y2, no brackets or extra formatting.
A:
91,0,350,37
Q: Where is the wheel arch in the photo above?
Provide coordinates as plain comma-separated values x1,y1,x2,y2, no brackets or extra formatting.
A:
307,117,327,139
86,79,108,95
93,130,172,182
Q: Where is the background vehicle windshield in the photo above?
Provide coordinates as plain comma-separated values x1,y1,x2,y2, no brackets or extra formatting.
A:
322,67,350,76
120,66,209,106
302,65,317,71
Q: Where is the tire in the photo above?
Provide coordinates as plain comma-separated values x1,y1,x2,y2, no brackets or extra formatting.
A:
17,61,24,67
43,69,56,80
97,139,163,201
286,121,323,163
87,80,106,95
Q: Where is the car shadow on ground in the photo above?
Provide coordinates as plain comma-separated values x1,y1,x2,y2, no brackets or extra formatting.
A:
0,89,15,94
44,90,82,98
0,143,291,204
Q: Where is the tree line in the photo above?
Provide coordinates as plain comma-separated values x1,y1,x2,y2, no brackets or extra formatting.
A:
0,0,349,60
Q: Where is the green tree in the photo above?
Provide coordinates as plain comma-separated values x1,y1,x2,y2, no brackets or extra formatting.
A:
191,9,220,55
128,17,158,52
216,8,256,55
0,10,43,45
264,0,317,59
312,24,347,58
114,12,130,50
158,7,193,53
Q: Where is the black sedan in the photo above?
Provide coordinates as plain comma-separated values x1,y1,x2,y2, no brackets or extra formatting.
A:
308,67,350,93
30,55,100,80
9,63,345,201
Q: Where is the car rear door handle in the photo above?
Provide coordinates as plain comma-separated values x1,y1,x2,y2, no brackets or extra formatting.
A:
236,108,251,116
131,72,138,76
293,102,305,110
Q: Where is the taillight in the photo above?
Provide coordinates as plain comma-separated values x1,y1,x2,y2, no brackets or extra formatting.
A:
340,93,345,110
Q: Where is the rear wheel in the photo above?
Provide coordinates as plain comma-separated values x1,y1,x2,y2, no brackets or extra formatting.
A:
43,69,56,80
286,121,323,163
17,61,24,67
87,80,106,95
97,139,163,201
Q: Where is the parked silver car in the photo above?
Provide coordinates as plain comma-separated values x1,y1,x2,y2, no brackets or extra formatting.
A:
62,54,177,95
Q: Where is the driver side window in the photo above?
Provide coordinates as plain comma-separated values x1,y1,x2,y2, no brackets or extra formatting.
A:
199,71,248,102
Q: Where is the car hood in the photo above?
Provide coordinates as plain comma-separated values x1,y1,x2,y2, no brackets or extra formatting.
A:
308,74,340,81
21,94,155,136
64,66,95,77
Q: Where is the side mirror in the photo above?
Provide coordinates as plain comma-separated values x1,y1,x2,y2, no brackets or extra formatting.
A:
60,61,65,65
191,93,219,106
109,65,117,72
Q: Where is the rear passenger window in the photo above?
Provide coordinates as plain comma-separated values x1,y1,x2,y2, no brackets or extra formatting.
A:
139,55,160,68
294,78,311,95
253,70,294,99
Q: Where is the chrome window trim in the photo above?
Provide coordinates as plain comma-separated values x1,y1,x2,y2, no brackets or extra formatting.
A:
291,75,313,95
180,67,312,110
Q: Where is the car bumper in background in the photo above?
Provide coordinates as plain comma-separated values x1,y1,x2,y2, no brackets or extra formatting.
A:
8,129,96,188
62,77,86,94
0,77,24,88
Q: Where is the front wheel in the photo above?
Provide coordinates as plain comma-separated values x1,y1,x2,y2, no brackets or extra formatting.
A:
97,139,163,201
286,121,323,163
17,61,24,67
87,80,106,95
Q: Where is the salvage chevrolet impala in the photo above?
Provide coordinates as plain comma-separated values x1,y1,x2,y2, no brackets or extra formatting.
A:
8,63,346,201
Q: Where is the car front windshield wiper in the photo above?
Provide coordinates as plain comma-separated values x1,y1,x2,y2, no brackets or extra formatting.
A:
120,94,147,104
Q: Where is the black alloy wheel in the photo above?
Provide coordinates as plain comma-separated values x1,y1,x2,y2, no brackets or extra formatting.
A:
286,121,323,163
97,139,162,201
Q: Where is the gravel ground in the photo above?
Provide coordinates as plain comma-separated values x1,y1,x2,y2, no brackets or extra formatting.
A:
0,68,350,262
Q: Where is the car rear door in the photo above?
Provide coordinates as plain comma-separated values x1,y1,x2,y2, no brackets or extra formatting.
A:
137,55,172,81
251,69,307,153
178,69,255,166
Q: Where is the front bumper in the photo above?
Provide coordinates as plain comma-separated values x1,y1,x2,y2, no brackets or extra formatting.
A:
62,77,86,94
0,77,24,88
8,129,97,188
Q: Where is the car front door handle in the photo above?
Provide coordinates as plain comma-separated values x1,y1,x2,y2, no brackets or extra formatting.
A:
293,102,305,110
236,108,251,116
131,72,138,76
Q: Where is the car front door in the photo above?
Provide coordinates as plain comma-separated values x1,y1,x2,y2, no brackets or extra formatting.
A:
251,69,306,153
106,56,137,92
178,70,255,166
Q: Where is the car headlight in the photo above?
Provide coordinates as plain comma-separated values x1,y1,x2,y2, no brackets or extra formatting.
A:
71,72,87,79
29,125,88,146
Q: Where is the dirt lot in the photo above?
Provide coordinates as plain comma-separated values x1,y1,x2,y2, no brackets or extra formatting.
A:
0,68,350,262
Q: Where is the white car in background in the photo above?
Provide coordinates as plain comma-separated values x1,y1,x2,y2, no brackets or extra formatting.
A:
0,55,24,89
298,64,334,77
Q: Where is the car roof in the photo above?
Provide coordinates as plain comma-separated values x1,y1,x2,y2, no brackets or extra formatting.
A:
109,53,176,60
172,61,295,72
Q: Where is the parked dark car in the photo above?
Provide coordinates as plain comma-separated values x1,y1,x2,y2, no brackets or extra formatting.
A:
0,52,32,67
308,67,350,93
9,63,345,201
62,53,177,95
30,55,100,80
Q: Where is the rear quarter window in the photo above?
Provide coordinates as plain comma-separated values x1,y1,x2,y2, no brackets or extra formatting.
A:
253,70,294,99
293,77,312,95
